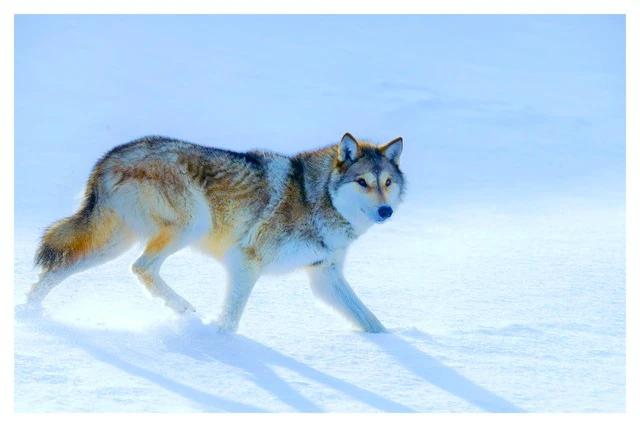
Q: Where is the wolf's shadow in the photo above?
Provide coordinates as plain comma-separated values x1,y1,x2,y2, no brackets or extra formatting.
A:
160,320,523,412
157,318,414,412
19,309,522,412
364,333,524,412
16,310,264,412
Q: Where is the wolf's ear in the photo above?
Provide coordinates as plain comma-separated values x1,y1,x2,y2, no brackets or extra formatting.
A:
381,137,403,164
338,132,359,163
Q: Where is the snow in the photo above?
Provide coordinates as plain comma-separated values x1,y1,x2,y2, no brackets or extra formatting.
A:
14,15,625,412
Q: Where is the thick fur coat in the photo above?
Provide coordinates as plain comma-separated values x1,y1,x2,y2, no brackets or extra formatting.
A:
29,133,405,332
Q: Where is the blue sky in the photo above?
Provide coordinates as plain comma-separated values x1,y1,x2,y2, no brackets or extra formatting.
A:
15,15,625,223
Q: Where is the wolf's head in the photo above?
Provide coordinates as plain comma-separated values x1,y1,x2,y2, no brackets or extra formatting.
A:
329,132,405,233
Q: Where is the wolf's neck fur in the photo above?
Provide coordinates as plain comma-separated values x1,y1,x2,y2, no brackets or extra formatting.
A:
292,146,361,241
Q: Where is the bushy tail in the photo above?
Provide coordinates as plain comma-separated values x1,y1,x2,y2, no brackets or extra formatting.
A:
35,183,110,272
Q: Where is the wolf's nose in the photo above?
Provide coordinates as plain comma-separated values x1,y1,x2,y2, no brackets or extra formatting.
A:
378,206,393,219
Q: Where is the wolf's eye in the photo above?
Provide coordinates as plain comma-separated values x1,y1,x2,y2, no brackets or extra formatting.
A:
356,178,368,188
385,178,392,187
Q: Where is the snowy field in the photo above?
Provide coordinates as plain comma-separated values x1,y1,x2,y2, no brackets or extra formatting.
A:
14,200,625,412
14,15,625,412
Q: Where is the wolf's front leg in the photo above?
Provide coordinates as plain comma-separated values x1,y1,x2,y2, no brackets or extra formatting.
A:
307,258,386,333
218,248,259,332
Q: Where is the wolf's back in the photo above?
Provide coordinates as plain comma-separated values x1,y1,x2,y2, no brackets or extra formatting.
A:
34,136,272,272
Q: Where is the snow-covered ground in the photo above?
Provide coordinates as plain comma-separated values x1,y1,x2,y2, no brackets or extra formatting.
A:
13,199,625,412
14,15,625,412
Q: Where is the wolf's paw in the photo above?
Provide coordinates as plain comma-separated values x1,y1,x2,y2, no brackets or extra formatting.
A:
180,302,196,314
166,298,196,316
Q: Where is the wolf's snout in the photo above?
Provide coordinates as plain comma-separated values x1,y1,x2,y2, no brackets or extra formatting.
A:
378,206,393,219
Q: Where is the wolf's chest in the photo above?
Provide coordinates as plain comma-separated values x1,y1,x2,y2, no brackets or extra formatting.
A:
262,240,327,274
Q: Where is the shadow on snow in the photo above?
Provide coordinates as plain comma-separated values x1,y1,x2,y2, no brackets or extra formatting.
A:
17,308,523,412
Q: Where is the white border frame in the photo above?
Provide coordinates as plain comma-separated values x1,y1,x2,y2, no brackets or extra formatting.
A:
1,0,637,425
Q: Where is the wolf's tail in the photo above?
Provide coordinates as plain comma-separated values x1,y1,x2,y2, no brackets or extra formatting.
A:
35,174,118,272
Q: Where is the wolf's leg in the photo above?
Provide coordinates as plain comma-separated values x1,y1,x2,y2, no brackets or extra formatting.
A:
132,227,195,314
307,258,386,333
217,247,259,332
26,268,74,306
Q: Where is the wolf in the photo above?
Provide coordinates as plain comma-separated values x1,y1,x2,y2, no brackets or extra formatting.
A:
27,132,405,333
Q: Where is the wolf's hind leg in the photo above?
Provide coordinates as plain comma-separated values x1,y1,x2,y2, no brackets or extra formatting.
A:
307,259,386,333
132,227,195,314
27,268,73,306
